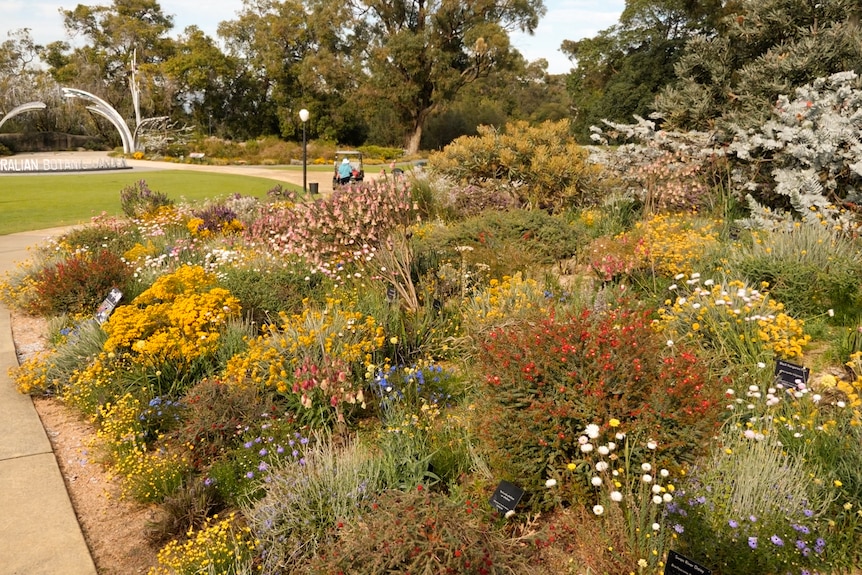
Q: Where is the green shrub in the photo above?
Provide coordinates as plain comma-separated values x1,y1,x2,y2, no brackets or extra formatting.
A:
415,209,587,282
244,435,384,573
218,262,328,327
727,224,862,320
429,119,604,212
358,144,404,161
60,220,142,255
475,305,723,511
309,487,535,574
669,424,834,575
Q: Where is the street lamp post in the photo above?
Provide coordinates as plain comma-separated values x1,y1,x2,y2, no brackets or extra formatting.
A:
299,108,309,194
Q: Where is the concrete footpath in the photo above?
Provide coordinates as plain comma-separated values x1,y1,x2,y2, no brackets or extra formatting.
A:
0,228,98,574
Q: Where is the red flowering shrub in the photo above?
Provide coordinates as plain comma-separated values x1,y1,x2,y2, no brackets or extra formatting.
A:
308,487,533,574
28,249,133,316
474,307,722,511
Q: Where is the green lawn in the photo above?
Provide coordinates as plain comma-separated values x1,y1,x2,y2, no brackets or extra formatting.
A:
0,170,294,235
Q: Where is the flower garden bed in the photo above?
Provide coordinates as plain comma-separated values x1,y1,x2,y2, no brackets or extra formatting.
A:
3,112,862,575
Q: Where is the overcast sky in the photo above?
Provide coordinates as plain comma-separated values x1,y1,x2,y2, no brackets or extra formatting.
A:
2,0,625,75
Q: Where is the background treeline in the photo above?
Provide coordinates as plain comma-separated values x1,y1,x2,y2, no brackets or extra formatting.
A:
1,0,861,153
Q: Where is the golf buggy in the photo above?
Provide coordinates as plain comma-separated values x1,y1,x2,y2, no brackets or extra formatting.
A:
332,150,364,189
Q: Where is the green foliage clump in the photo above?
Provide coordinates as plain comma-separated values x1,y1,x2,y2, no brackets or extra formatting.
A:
244,435,383,573
429,119,604,211
416,208,588,281
309,487,534,575
728,225,862,320
475,306,723,511
358,144,404,161
669,425,834,575
218,261,328,327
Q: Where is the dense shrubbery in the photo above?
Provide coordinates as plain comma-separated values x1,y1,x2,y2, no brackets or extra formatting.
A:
475,306,722,511
429,119,606,211
3,80,862,574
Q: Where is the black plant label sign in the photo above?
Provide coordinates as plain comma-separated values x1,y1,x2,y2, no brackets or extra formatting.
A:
774,359,809,390
95,288,123,324
489,480,524,514
664,550,712,575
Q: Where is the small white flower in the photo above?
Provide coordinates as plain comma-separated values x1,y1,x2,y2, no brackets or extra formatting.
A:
691,272,701,279
641,462,652,472
652,495,663,504
726,388,735,395
646,440,657,450
580,443,594,453
660,469,669,478
812,394,822,403
610,491,623,502
674,273,685,280
652,484,662,494
837,401,847,408
642,474,653,483
545,478,557,488
748,384,759,392
652,522,661,531
578,435,589,445
662,493,673,502
595,461,609,472
598,445,610,455
828,308,835,317
615,432,625,440
607,441,617,451
591,476,603,486
593,505,604,516
668,284,678,291
504,509,516,519
666,340,674,347
585,424,601,439
704,279,714,286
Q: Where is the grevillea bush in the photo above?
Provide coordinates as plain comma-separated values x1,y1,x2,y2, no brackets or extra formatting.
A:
308,486,534,575
475,305,723,511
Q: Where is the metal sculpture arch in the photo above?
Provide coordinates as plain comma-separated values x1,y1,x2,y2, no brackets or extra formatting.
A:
61,87,135,154
0,102,47,131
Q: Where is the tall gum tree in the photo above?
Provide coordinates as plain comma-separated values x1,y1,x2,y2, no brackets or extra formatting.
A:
346,0,545,154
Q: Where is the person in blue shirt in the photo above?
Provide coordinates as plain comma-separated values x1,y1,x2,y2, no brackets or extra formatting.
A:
337,158,352,185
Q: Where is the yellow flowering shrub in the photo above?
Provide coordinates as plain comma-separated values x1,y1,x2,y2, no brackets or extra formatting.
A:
11,351,55,395
460,272,549,335
225,297,384,423
632,213,721,277
657,276,810,364
97,393,189,502
148,512,256,575
63,352,122,417
104,265,241,365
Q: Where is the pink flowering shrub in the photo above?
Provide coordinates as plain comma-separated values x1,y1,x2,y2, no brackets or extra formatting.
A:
245,180,419,271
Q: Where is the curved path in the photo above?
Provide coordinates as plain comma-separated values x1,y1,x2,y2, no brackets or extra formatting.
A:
0,152,359,573
0,227,98,574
